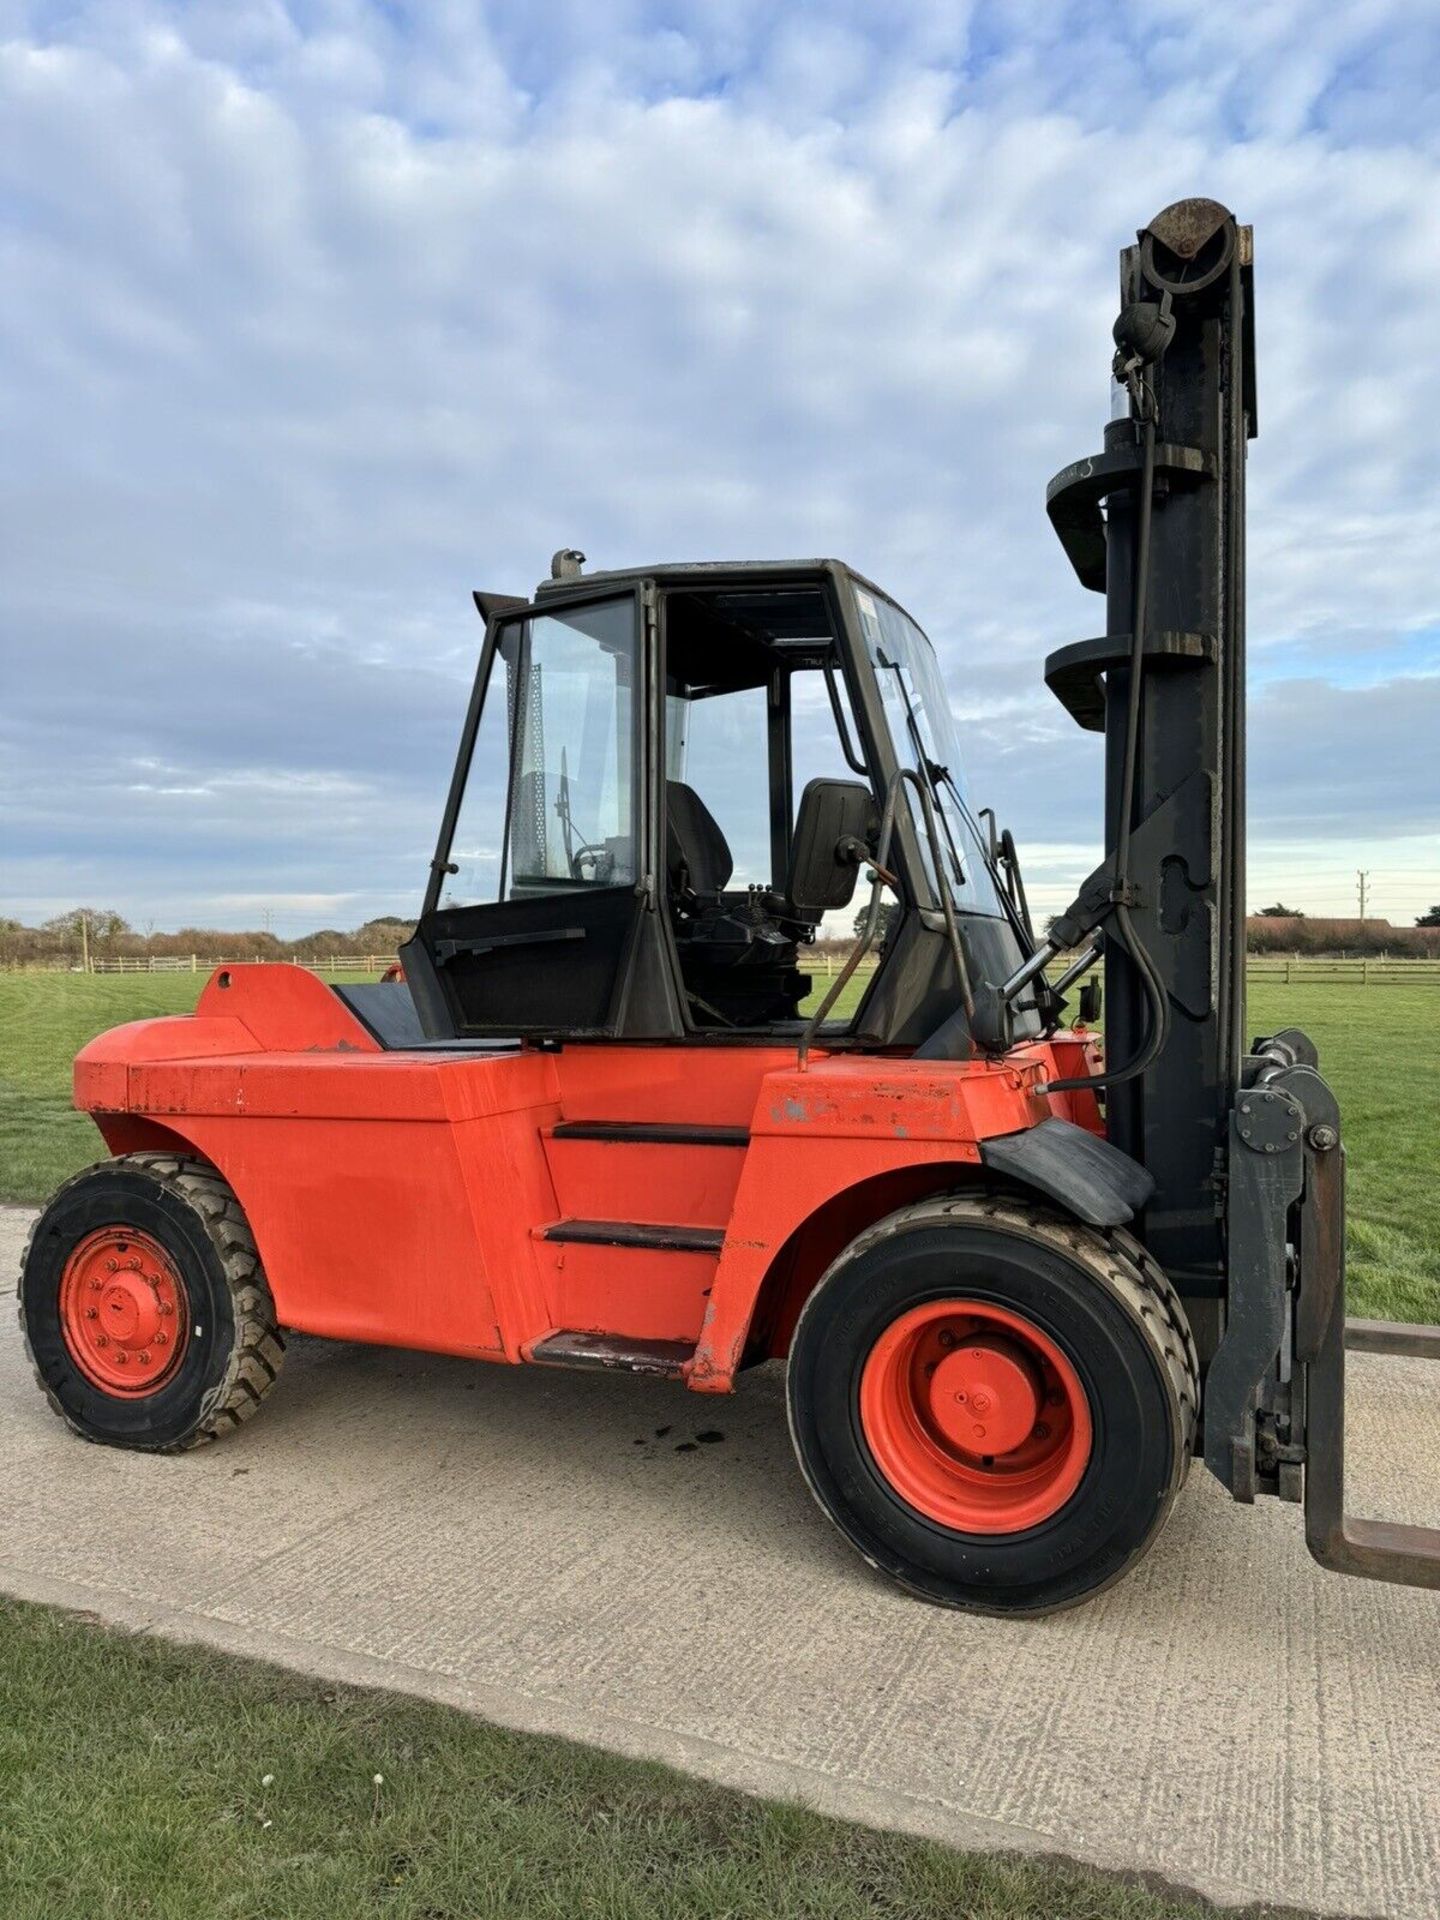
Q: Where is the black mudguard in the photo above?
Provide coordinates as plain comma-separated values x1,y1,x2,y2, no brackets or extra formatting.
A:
979,1116,1154,1228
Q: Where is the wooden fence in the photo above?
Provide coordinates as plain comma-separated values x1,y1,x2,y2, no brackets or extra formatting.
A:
1031,957,1440,990
6,955,395,976
1246,957,1440,986
805,954,1440,990
7,953,1439,987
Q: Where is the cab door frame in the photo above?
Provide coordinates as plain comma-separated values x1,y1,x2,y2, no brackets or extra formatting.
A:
405,582,686,1042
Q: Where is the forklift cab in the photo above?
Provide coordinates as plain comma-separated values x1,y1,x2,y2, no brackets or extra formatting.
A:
402,559,1028,1049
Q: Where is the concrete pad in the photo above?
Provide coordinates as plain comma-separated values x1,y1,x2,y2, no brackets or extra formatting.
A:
3,1202,1437,1916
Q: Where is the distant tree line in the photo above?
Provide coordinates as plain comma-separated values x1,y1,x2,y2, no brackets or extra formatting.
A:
4,899,1439,968
0,910,416,968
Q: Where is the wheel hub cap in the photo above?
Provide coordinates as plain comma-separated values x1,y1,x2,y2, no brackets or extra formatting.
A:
58,1227,188,1397
928,1335,1042,1457
858,1298,1092,1534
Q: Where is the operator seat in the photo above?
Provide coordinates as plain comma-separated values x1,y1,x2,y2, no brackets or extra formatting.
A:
665,780,733,900
665,779,808,1027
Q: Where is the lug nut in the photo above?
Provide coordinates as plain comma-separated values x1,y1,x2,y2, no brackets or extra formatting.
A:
138,1352,151,1366
84,1307,98,1321
937,1330,956,1349
1047,1389,1063,1406
155,1332,167,1347
1033,1422,1050,1440
160,1302,174,1316
114,1350,128,1365
96,1335,109,1348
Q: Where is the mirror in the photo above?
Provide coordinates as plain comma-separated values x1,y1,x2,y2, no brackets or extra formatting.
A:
788,778,876,917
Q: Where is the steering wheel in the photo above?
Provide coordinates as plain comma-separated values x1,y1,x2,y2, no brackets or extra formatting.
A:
570,843,615,883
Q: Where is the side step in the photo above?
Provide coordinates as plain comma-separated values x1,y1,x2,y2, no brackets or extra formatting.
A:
541,1219,725,1254
551,1121,749,1148
530,1331,692,1377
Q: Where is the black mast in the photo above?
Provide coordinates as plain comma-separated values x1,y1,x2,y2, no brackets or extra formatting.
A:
1043,199,1256,1309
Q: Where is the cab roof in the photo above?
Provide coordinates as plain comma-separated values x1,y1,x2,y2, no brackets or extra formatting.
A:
533,557,841,599
524,559,931,668
529,556,911,623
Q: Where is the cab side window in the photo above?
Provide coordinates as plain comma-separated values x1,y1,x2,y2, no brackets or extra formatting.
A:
665,683,771,893
444,598,636,908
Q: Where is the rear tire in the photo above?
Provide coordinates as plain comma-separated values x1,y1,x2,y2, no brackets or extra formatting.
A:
786,1192,1197,1615
18,1153,284,1451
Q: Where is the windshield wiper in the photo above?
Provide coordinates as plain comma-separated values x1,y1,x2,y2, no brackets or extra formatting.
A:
555,746,576,869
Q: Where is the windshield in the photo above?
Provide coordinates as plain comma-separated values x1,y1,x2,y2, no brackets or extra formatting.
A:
851,581,1003,918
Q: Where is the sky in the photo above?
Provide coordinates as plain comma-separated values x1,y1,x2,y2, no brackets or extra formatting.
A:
2,0,1439,935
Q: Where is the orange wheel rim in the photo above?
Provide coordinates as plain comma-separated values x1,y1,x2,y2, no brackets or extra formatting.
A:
859,1299,1092,1533
58,1227,189,1398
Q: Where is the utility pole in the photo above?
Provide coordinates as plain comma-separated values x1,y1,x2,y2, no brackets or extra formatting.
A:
262,906,273,938
1356,870,1370,924
79,910,90,973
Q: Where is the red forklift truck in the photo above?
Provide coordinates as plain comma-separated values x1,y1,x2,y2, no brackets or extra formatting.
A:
18,200,1440,1613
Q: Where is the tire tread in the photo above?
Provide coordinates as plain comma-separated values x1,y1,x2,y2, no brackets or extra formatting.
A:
17,1153,284,1451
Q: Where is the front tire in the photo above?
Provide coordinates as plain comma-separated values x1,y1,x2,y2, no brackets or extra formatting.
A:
786,1193,1197,1615
18,1153,284,1451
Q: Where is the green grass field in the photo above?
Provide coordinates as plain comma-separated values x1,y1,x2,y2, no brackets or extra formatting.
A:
0,973,274,1210
0,1592,1313,1920
0,970,1435,1322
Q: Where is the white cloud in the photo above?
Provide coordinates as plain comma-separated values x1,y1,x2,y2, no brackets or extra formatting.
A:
2,1,1439,928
